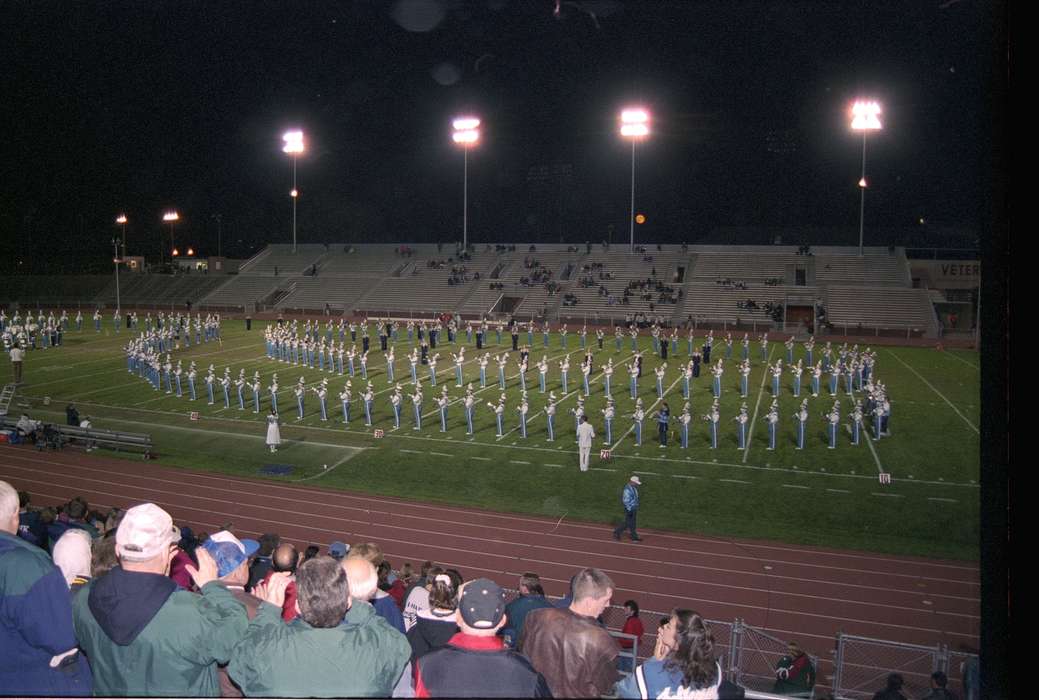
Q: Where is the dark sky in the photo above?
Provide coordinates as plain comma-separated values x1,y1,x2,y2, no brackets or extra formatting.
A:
0,0,1002,269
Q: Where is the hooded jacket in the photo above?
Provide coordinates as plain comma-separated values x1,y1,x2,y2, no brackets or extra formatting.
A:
72,566,248,696
407,608,458,659
228,598,411,698
0,531,93,696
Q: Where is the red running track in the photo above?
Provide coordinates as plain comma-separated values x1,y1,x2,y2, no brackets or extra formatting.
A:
1,446,979,667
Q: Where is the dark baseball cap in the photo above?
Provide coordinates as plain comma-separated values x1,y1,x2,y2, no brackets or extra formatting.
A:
459,578,507,629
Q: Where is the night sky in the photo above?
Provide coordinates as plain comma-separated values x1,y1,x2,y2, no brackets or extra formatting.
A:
0,0,1003,271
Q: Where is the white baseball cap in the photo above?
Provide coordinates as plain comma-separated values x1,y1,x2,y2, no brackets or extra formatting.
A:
115,503,180,561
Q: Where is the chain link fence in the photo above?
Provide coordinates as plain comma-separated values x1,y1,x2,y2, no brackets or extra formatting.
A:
832,633,942,699
731,619,817,697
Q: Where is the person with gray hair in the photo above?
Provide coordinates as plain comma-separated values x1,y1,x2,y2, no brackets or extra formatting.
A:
229,557,410,697
0,480,93,695
51,527,93,593
72,502,248,696
518,567,621,697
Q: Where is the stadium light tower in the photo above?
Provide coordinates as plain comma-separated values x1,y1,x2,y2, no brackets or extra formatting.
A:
619,107,650,253
116,214,128,260
163,210,180,264
282,130,305,254
452,116,480,252
111,237,121,314
851,100,882,257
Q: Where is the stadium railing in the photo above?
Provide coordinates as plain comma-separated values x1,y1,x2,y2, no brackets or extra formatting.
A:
832,633,978,700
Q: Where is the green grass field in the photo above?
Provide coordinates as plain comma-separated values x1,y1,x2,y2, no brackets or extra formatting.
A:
2,319,980,560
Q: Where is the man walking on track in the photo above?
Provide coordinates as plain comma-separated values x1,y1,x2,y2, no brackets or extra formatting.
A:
612,476,642,542
577,415,595,472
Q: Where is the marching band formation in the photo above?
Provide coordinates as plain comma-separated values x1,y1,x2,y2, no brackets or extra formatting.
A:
118,316,896,452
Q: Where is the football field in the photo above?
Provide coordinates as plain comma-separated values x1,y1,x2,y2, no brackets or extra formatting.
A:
2,319,981,560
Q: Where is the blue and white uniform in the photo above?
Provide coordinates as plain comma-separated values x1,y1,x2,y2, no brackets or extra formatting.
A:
545,392,557,441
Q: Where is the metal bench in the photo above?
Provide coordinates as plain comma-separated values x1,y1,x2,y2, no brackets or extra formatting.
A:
0,418,153,458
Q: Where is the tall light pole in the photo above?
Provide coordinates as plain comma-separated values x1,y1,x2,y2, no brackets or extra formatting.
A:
116,214,128,260
283,130,305,253
619,108,650,253
452,116,480,252
112,237,121,313
163,210,180,265
851,100,882,257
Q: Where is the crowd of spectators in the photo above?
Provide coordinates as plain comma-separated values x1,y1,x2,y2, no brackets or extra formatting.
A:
1,484,981,699
0,486,732,698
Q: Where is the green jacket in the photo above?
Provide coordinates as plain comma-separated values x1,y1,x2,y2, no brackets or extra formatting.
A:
72,569,248,697
228,600,411,698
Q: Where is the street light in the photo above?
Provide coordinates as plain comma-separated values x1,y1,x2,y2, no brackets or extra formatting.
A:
619,107,650,253
283,130,305,253
163,210,180,264
850,100,882,257
452,116,480,252
116,214,128,260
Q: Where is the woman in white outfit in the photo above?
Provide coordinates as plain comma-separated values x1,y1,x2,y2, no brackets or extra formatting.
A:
266,410,282,453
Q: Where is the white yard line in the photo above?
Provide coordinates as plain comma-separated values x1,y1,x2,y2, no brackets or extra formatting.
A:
292,453,357,482
928,497,959,503
742,345,775,463
887,350,979,434
944,351,979,371
719,478,750,485
871,492,905,498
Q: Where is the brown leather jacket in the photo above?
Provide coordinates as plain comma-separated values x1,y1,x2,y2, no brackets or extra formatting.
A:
518,606,621,698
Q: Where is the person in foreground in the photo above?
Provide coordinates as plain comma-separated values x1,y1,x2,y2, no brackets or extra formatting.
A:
519,566,621,697
72,502,247,696
228,555,411,698
0,480,92,696
413,577,551,697
615,608,745,699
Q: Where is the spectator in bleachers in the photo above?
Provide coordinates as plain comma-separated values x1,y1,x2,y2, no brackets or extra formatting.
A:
72,502,247,696
228,556,411,697
413,577,552,697
519,567,620,697
0,480,93,696
52,528,92,593
91,532,118,579
260,542,299,621
615,609,744,699
347,543,406,632
169,525,199,590
871,673,908,700
379,559,407,609
407,571,462,659
772,641,816,697
247,532,279,591
203,532,263,698
617,599,645,673
921,671,957,700
502,572,554,648
404,562,438,630
17,490,47,549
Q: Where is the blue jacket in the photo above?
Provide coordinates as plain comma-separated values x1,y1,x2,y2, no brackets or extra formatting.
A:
622,483,640,512
0,531,93,696
615,658,744,699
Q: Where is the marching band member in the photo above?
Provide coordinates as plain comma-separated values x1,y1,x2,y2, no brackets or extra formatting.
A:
340,381,353,424
363,382,375,426
315,379,329,421
703,399,720,449
603,359,614,398
516,391,529,437
559,355,571,393
631,399,645,447
766,399,779,450
793,399,809,449
294,378,306,420
655,362,667,399
679,402,692,449
488,393,506,437
602,398,615,445
464,384,476,435
411,383,424,430
734,402,749,450
545,391,557,441
538,355,549,393
711,359,724,399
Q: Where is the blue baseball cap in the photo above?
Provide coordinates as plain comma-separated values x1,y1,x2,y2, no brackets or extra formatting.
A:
329,541,349,560
203,530,261,578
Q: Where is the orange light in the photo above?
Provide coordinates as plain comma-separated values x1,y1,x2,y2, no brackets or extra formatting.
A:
290,189,298,198
163,211,180,222
116,214,128,224
635,214,646,224
186,247,195,256
172,248,180,257
858,177,867,188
